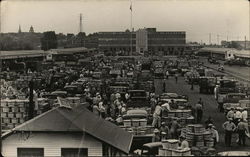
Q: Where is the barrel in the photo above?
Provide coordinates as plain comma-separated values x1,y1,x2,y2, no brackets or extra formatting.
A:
205,140,214,148
182,110,192,118
194,124,205,134
176,110,183,118
168,111,176,117
162,140,169,149
187,124,194,133
204,131,213,141
165,149,172,156
167,139,179,149
196,141,204,147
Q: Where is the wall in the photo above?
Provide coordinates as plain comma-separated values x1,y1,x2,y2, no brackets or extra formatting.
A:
2,132,102,157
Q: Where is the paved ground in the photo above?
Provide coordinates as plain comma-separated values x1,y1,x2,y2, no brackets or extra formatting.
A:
200,58,250,83
154,76,250,152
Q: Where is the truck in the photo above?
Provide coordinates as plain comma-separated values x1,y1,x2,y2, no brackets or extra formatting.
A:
199,77,216,94
127,90,150,108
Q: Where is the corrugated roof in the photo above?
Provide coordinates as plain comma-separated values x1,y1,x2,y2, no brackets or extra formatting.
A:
3,106,133,153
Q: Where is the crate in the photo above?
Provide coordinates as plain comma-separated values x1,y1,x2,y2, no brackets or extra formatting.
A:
19,107,25,112
15,113,23,118
1,112,8,118
12,107,19,112
8,113,15,118
7,123,15,129
3,118,10,123
11,118,18,124
19,118,25,123
2,107,9,112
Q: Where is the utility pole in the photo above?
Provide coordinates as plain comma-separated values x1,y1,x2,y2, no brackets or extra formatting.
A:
217,34,219,45
80,13,83,33
245,36,247,50
209,33,211,45
130,0,133,56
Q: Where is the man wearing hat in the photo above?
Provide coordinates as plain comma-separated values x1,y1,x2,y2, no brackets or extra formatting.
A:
242,108,248,122
179,135,189,150
234,107,243,125
152,129,161,142
237,119,248,146
160,122,170,139
222,118,236,147
207,124,219,147
226,108,235,120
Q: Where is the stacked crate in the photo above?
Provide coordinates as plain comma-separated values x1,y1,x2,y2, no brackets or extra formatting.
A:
181,124,214,148
1,99,29,130
159,139,192,156
162,109,194,127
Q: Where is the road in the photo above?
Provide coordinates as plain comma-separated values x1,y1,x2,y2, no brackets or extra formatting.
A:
154,76,250,152
201,58,250,84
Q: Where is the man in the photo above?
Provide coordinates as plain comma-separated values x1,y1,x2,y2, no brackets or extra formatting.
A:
226,108,235,120
166,70,169,79
234,107,242,125
195,102,203,123
207,124,219,147
160,122,170,139
237,119,247,146
170,118,181,139
214,85,219,100
242,108,248,122
152,103,162,128
179,135,189,150
175,73,178,84
152,129,161,142
222,118,236,147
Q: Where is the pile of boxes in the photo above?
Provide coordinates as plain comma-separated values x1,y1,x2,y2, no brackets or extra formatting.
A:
1,99,29,130
159,139,192,156
181,124,214,148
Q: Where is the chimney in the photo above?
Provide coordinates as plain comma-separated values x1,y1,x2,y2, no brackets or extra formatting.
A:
28,80,34,120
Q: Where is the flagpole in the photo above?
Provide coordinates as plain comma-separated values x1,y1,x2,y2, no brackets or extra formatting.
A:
130,0,132,56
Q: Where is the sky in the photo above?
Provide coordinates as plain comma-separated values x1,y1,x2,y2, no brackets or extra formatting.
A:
0,0,249,44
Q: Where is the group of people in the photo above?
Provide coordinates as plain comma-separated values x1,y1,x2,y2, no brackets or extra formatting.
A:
223,107,249,147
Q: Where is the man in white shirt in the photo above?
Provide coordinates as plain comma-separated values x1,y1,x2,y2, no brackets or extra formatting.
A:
152,103,162,128
242,108,248,121
234,107,242,125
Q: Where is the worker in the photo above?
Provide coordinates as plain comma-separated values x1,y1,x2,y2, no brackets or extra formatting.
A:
242,108,248,122
152,129,161,142
234,107,242,125
160,122,170,139
175,73,178,84
226,108,235,120
205,116,214,129
170,118,181,139
163,79,166,92
214,85,219,100
207,124,219,147
222,118,236,147
152,103,162,128
237,119,248,146
195,102,203,123
179,135,189,150
166,70,169,79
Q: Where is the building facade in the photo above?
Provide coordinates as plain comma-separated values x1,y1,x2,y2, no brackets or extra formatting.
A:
98,28,186,55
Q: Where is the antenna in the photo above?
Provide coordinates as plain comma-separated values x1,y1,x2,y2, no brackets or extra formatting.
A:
80,13,83,33
209,33,211,45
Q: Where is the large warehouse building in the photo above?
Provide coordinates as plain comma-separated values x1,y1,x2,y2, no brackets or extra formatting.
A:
98,28,186,55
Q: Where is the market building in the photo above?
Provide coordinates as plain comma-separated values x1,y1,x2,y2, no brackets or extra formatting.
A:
98,28,186,56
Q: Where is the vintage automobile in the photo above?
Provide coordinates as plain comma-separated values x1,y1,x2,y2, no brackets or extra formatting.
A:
199,77,216,94
140,142,162,156
127,90,150,108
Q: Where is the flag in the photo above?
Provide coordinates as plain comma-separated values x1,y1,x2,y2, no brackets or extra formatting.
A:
130,3,132,11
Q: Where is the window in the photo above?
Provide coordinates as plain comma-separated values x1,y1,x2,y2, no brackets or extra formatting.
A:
17,148,44,157
61,148,88,157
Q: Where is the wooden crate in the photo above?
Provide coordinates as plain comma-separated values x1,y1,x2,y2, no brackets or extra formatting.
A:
3,118,10,123
11,118,18,124
19,107,25,112
15,113,23,118
8,113,15,118
1,112,8,118
2,107,9,112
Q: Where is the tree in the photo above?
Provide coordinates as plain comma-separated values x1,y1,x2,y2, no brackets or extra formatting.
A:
41,31,58,51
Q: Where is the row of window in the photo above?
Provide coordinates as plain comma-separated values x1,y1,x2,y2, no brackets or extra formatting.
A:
17,148,88,157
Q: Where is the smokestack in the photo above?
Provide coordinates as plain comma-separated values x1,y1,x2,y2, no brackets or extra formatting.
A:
28,80,34,120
